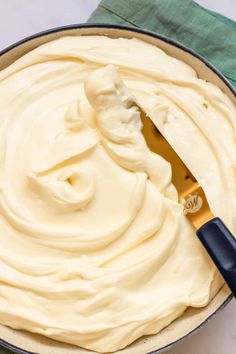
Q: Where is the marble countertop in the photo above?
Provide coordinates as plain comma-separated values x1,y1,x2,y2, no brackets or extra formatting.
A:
0,1,235,353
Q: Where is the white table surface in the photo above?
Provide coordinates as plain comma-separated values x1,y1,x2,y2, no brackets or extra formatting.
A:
0,1,235,353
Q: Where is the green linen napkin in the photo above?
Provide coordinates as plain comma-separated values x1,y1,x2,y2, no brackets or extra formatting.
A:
88,0,236,88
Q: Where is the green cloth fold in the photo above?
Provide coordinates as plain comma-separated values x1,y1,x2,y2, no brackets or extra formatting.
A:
88,0,236,88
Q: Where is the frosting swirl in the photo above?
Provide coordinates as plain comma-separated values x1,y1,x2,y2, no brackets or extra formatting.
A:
0,35,235,353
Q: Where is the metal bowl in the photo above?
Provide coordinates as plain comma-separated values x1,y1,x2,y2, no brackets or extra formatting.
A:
0,24,233,354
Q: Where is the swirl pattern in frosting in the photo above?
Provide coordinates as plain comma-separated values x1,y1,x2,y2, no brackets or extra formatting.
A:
0,35,235,353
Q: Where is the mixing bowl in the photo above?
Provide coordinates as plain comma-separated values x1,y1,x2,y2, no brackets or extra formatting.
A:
0,24,234,354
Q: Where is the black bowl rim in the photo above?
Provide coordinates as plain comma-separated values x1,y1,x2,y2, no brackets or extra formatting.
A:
0,23,233,354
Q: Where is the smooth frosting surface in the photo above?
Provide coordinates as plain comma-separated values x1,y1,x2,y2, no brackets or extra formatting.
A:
0,35,235,353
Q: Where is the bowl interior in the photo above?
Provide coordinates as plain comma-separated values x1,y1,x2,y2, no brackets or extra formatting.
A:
0,25,233,354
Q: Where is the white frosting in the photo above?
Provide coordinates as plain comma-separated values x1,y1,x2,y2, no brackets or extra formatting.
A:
0,35,235,353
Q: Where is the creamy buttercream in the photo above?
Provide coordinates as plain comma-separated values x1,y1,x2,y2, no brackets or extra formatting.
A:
0,35,235,353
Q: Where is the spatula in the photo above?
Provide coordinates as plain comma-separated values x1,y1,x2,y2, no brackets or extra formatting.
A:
141,112,236,297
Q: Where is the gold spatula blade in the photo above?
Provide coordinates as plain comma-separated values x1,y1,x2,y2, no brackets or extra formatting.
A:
141,112,213,229
141,112,236,297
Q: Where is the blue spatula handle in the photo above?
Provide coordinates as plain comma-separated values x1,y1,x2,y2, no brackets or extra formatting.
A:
197,217,236,297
